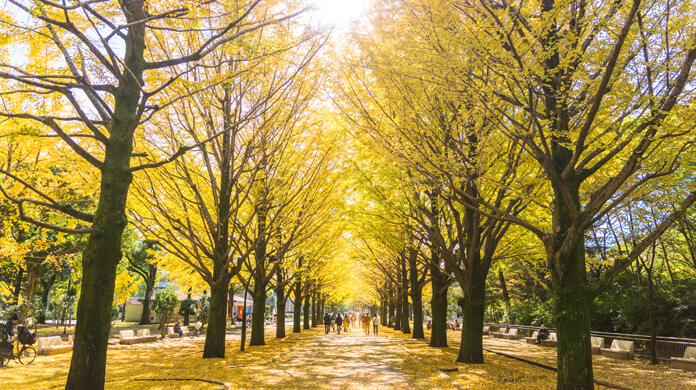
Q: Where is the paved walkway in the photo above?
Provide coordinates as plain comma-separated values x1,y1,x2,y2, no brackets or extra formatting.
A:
250,332,457,389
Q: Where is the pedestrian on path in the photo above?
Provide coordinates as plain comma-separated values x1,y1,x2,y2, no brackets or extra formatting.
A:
364,314,371,335
331,314,336,332
336,313,344,334
373,315,379,335
324,313,331,334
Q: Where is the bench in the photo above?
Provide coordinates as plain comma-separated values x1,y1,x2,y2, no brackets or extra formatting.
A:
601,340,634,360
167,326,190,338
672,346,696,371
503,328,519,340
524,331,539,344
540,332,557,347
119,330,156,345
482,326,489,336
37,336,73,355
136,329,158,342
591,337,604,355
491,327,508,339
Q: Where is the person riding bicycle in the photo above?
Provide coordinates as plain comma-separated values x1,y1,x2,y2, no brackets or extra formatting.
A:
4,314,19,343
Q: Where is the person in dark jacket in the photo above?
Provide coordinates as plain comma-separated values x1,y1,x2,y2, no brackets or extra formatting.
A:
336,314,344,335
174,321,183,338
323,313,331,334
4,314,19,342
536,324,550,344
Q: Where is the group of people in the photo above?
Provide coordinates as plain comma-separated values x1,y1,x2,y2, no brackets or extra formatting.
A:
323,312,380,335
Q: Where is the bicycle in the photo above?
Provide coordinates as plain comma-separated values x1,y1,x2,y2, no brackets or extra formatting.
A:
1,325,37,368
0,340,36,368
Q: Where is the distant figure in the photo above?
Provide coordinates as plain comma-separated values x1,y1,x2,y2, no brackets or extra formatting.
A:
331,314,336,332
373,315,379,335
536,324,550,344
336,314,344,334
364,314,372,335
174,321,183,338
427,320,432,330
323,313,331,334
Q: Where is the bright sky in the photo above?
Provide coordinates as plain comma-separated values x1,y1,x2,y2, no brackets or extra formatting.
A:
313,0,370,27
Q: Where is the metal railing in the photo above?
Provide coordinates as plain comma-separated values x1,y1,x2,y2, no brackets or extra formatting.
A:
484,322,696,360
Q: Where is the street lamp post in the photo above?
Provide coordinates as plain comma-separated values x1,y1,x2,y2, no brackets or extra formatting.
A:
241,255,279,352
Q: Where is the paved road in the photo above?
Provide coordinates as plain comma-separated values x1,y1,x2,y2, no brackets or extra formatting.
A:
250,332,457,390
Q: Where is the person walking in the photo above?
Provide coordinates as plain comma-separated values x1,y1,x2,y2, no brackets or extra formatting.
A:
364,314,372,335
372,315,379,335
331,313,336,332
323,313,331,334
336,313,344,335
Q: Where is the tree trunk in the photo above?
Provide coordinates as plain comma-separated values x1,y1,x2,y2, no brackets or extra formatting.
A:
498,269,513,323
381,294,388,326
37,274,56,324
202,279,230,358
11,266,24,305
312,291,317,327
408,247,423,339
456,275,486,363
293,281,302,333
648,270,657,364
552,235,594,389
64,141,134,389
394,288,402,332
276,287,286,339
388,287,395,327
400,254,411,334
250,280,267,346
427,189,448,347
140,267,156,325
303,294,310,330
411,287,424,339
430,270,448,347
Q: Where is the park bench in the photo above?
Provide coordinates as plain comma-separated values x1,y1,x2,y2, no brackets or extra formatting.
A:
503,328,519,340
136,329,158,342
119,330,156,345
167,326,190,338
524,331,539,344
601,339,634,360
482,326,489,336
37,336,73,355
540,332,557,347
671,346,696,371
491,327,509,339
591,337,604,355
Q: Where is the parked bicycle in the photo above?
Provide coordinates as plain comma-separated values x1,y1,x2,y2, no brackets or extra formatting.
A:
1,325,37,367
